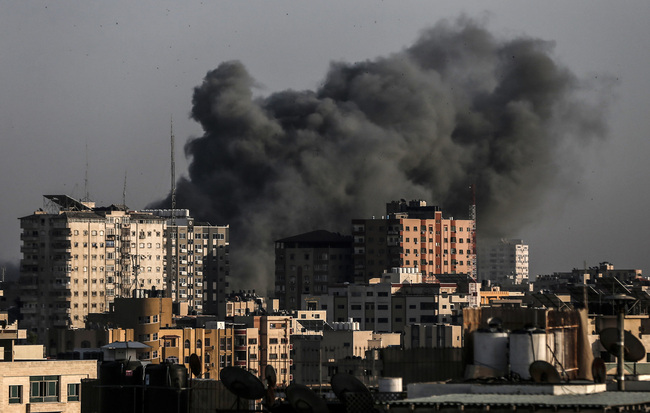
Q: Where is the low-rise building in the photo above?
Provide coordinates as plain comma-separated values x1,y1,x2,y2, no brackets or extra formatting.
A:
0,317,97,412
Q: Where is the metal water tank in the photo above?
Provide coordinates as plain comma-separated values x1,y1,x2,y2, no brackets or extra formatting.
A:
473,329,509,375
509,329,547,380
378,377,403,393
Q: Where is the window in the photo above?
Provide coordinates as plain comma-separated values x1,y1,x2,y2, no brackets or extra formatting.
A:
184,339,190,349
9,385,22,404
67,383,80,402
30,376,59,403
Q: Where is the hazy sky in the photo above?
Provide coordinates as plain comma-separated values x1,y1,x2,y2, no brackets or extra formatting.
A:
1,1,649,280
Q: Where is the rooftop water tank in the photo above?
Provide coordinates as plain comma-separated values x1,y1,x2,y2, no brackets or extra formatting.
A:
509,328,547,380
473,329,509,376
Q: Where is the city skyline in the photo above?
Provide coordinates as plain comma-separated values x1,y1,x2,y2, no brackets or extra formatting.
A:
1,2,649,282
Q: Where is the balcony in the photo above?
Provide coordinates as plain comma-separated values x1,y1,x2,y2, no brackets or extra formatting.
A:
20,246,38,254
235,360,246,367
21,283,39,290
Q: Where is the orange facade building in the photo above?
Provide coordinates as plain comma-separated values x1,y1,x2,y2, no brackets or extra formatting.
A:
352,200,476,283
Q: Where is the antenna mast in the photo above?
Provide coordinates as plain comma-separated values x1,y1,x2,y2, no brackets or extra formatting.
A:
169,116,177,301
469,184,477,280
171,116,176,212
84,141,89,201
123,172,127,207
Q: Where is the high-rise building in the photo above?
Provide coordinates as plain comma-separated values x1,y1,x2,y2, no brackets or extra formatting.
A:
274,230,353,311
477,238,529,285
19,195,167,338
352,200,476,283
144,210,229,317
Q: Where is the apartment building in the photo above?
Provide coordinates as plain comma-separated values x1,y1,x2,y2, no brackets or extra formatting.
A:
305,271,479,332
0,318,97,413
145,209,229,317
352,199,476,284
258,315,293,387
19,195,166,339
274,230,353,310
478,238,529,285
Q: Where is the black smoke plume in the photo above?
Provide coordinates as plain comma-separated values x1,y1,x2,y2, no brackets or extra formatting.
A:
151,18,608,291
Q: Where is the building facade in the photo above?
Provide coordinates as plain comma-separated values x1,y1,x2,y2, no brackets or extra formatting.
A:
274,230,353,311
352,200,476,284
19,196,167,338
144,209,230,317
477,238,529,285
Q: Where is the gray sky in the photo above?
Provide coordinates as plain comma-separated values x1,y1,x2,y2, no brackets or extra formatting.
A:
1,1,649,278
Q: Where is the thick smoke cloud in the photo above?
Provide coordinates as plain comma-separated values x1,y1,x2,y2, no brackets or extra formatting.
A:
152,18,607,292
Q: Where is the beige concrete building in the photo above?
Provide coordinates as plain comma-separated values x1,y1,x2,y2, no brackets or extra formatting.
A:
0,317,97,412
305,272,479,332
19,196,167,339
0,359,97,413
352,200,476,284
144,209,230,317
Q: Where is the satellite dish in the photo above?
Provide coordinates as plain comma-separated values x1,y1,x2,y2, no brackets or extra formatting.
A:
265,364,277,388
220,366,266,400
599,327,646,362
592,358,606,384
487,317,503,330
529,361,561,384
331,373,374,411
286,383,328,413
189,353,201,378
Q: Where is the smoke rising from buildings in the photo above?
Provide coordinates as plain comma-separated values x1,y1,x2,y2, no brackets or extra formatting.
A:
151,18,608,291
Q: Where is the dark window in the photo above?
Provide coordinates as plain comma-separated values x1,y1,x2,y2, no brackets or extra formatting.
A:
9,385,22,404
67,383,80,402
30,376,59,403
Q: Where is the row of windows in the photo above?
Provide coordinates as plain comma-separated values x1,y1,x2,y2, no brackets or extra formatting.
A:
9,378,80,404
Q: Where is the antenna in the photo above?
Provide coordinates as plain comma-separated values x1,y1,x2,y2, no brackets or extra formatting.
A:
123,171,127,207
171,116,176,212
169,116,178,301
84,141,89,201
469,184,477,280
